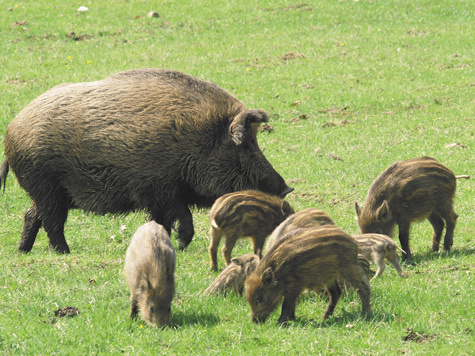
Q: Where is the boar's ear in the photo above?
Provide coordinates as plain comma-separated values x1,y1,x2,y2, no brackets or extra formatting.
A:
376,200,392,222
355,202,362,218
262,267,274,286
229,109,269,145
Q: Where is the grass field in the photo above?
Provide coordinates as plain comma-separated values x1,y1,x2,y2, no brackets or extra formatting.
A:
1,0,474,355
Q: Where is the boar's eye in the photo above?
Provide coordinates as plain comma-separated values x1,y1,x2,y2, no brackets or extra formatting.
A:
149,305,155,315
256,296,264,304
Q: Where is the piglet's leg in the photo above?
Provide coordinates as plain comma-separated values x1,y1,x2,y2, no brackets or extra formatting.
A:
323,283,342,319
278,291,300,324
428,212,445,252
397,221,411,261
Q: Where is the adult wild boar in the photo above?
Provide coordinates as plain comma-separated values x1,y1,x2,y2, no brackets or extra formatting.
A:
1,68,293,253
355,156,464,261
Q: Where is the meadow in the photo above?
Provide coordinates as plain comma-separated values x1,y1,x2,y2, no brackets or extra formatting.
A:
0,0,474,354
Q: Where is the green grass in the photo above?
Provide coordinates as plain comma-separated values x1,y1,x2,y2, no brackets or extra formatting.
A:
1,0,474,354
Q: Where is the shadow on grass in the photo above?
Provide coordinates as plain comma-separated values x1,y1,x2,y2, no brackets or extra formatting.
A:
285,309,396,329
170,310,220,328
402,245,475,267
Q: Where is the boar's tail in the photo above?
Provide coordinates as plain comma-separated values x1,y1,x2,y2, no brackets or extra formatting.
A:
455,175,470,180
0,159,9,194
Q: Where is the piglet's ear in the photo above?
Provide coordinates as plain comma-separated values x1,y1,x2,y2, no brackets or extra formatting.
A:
229,109,269,145
376,200,392,222
231,258,242,267
262,267,274,286
355,202,362,218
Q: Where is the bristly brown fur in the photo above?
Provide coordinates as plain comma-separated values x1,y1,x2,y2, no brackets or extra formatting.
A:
208,190,294,270
355,156,458,261
246,225,371,324
266,208,335,253
3,68,293,254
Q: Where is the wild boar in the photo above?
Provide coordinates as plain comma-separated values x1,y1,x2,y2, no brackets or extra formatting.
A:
246,225,371,324
352,233,404,278
124,221,175,326
355,156,463,261
204,253,259,296
1,68,293,254
266,208,335,252
208,190,294,270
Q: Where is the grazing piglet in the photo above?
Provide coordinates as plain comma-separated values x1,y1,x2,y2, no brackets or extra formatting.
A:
352,234,404,278
124,221,176,326
246,225,371,324
355,156,462,261
204,254,259,296
208,190,294,270
266,208,335,252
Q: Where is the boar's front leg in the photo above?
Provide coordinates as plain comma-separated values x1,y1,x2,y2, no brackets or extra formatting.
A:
278,290,300,324
170,203,195,250
428,212,445,252
151,202,194,250
18,201,42,253
397,220,412,261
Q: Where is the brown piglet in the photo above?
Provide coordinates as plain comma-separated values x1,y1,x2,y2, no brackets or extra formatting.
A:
208,190,294,270
246,225,371,324
204,254,259,296
266,208,335,253
124,221,176,326
355,156,466,261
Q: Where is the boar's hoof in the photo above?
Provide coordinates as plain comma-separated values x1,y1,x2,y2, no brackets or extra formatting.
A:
48,243,71,254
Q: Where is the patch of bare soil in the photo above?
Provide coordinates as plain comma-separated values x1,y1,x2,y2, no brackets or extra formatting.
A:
402,328,438,344
54,306,80,318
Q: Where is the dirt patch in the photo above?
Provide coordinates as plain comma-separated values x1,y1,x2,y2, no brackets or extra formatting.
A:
258,123,274,133
54,306,80,318
66,32,92,41
322,120,351,128
281,52,306,61
402,328,438,344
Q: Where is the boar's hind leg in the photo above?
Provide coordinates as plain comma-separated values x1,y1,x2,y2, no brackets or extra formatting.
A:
342,268,372,316
323,282,342,319
208,226,223,271
18,201,42,253
428,212,445,252
41,201,70,254
442,210,457,252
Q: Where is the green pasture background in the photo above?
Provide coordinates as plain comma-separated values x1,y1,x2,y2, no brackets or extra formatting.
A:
1,1,473,355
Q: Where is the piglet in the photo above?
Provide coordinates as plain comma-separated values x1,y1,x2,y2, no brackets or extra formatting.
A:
204,254,259,296
124,221,176,326
208,190,294,270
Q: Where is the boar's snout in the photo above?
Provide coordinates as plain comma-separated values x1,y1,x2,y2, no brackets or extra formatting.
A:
252,314,267,324
278,185,294,198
